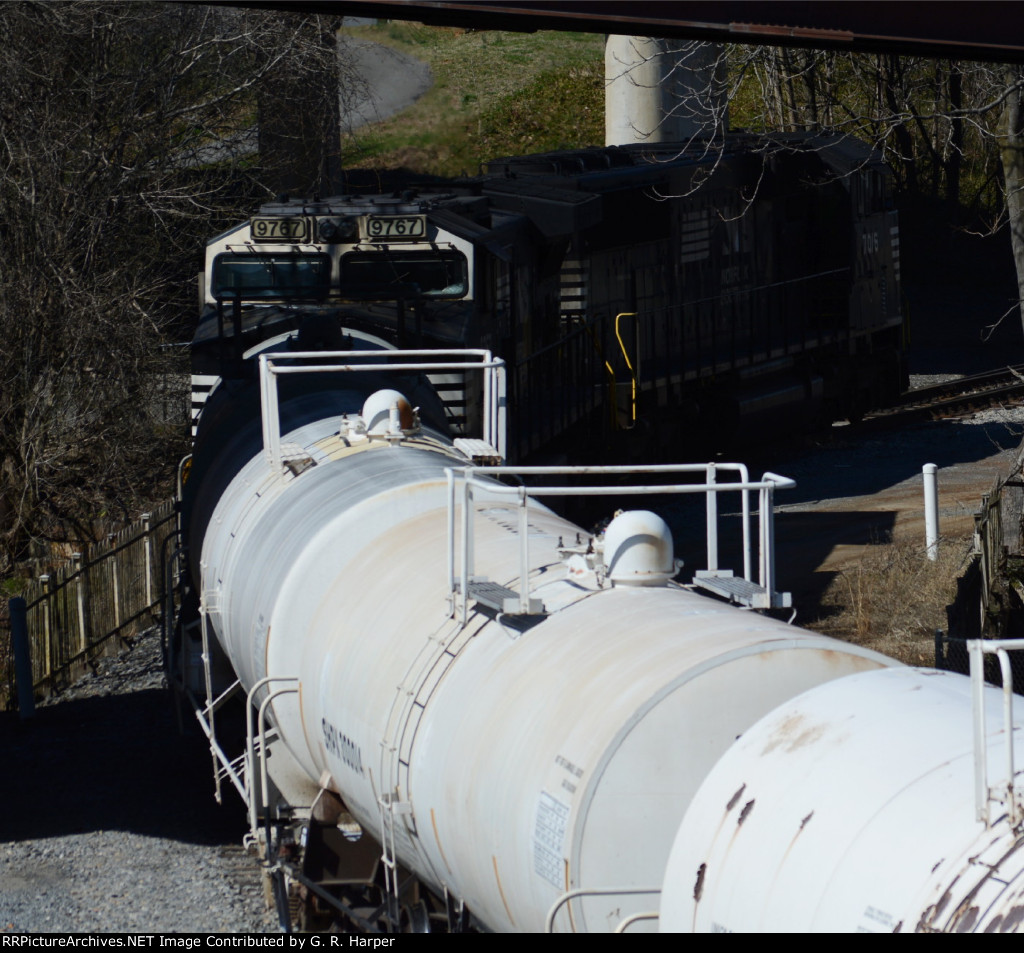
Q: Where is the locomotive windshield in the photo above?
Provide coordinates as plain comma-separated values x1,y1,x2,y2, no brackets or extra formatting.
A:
212,253,331,300
340,250,468,300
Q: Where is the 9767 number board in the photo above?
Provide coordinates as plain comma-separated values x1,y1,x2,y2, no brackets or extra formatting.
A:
365,215,426,241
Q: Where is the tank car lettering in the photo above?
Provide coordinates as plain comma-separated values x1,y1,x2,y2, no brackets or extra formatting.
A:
480,508,554,538
322,717,339,755
862,905,897,931
555,754,584,779
533,791,571,889
321,718,364,775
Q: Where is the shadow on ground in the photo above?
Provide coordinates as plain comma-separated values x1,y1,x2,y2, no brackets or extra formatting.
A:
0,688,246,845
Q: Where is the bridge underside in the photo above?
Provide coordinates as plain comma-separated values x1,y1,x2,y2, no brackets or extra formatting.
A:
250,1,1024,63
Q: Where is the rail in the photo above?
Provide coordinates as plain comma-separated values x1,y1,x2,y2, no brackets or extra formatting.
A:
445,463,795,626
4,499,177,713
258,349,507,474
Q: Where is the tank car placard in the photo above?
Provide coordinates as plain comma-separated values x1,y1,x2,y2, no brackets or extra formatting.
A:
534,791,571,889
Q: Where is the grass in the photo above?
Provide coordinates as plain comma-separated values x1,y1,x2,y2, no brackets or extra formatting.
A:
806,536,973,665
339,21,605,176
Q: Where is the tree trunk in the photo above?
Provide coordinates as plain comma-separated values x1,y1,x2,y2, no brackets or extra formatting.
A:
945,63,962,213
1000,66,1024,338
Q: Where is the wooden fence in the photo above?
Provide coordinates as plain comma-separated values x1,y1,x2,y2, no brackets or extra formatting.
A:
939,441,1024,683
2,499,178,712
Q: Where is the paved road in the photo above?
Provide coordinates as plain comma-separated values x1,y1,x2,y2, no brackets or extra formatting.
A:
339,36,432,132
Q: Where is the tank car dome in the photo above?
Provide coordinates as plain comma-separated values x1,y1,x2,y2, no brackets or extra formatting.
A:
603,510,675,587
361,389,414,434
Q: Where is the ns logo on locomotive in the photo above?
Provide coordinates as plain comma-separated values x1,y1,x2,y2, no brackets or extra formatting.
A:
171,136,1024,934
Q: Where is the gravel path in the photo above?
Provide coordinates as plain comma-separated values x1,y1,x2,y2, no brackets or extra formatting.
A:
0,630,274,933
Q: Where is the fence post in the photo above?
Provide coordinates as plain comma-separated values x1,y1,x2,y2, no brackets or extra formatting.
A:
109,535,121,630
39,574,52,681
142,512,153,608
72,553,87,654
9,597,35,720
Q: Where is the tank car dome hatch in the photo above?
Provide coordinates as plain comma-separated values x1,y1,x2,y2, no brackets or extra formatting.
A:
361,388,415,435
602,510,676,587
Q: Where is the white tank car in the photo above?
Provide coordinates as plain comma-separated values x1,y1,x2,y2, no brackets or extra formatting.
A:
182,347,899,933
659,662,1024,934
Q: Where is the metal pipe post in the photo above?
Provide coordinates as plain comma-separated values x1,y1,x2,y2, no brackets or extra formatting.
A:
923,463,939,561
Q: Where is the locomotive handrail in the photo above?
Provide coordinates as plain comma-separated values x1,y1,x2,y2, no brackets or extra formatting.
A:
612,311,638,428
258,349,507,475
445,464,795,622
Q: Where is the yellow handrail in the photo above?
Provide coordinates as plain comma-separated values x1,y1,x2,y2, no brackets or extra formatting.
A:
614,311,638,427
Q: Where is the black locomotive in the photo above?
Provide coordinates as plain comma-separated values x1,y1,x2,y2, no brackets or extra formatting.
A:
192,132,904,460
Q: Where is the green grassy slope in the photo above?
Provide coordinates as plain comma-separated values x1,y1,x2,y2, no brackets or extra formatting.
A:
341,21,605,175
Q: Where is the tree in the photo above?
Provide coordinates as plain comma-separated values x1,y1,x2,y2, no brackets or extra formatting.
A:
0,2,356,575
1001,65,1024,338
612,39,1024,333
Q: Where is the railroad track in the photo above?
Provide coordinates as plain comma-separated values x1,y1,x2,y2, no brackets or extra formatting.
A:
868,365,1024,424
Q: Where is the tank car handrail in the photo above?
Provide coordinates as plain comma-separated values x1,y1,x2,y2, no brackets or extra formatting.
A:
258,349,508,473
545,885,661,933
613,911,660,933
446,464,794,622
969,638,1024,827
244,676,300,841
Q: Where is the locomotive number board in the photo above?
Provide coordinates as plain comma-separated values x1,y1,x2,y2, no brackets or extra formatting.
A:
365,215,427,241
251,217,311,243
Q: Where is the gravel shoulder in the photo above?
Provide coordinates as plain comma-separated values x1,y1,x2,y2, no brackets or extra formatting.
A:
0,630,273,933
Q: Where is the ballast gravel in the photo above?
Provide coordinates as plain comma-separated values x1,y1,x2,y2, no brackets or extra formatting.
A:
0,629,274,934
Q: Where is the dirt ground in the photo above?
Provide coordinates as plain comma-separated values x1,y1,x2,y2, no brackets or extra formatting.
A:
661,264,1024,653
768,410,1022,607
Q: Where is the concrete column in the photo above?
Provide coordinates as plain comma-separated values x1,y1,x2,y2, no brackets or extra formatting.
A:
605,36,727,146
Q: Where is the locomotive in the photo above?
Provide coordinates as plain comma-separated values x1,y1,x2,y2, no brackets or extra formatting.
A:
190,132,904,462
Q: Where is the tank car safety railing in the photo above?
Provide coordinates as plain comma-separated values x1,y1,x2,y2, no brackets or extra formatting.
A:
258,350,507,477
243,676,299,845
970,638,1024,828
445,464,795,627
545,886,661,934
190,562,247,806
